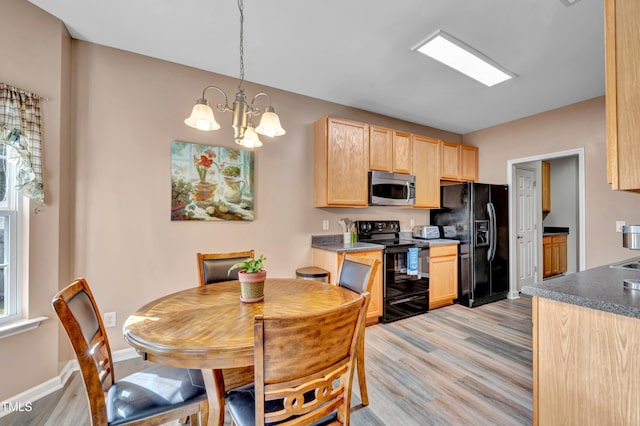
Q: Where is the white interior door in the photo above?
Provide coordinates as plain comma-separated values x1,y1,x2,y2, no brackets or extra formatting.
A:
515,167,536,290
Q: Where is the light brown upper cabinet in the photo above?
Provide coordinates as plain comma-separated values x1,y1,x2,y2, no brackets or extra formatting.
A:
605,0,640,192
369,125,392,172
412,135,440,209
314,116,369,207
440,140,461,180
392,131,412,174
440,141,478,182
542,161,551,213
368,126,412,174
460,145,479,182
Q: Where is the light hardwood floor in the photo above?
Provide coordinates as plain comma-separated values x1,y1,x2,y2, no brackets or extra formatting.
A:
1,296,532,425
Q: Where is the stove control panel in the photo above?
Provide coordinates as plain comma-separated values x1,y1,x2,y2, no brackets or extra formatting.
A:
356,220,400,238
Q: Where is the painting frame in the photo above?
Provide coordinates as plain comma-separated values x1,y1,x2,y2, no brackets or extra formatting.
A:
170,140,254,221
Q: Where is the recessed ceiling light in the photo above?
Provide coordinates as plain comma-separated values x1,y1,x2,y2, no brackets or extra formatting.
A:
413,30,516,87
559,0,582,7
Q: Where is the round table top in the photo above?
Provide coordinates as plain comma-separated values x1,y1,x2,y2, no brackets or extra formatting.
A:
123,278,359,369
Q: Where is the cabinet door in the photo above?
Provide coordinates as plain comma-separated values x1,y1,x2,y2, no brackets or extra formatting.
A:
555,235,567,274
314,117,369,207
392,131,412,174
460,145,478,182
339,251,383,325
412,135,440,208
551,241,560,276
543,238,552,278
605,0,640,191
542,161,551,213
369,125,392,171
440,140,461,180
429,245,458,309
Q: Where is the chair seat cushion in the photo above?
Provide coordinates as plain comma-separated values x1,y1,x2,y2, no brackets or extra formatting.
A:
106,365,207,425
226,385,338,426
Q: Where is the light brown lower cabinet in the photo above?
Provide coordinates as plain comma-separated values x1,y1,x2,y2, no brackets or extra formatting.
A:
429,244,458,309
532,297,640,425
311,248,382,325
542,234,567,278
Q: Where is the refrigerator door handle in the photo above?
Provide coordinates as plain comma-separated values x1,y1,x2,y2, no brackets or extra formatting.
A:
487,202,497,261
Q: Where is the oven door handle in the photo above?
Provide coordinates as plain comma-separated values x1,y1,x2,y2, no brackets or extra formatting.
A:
389,294,428,305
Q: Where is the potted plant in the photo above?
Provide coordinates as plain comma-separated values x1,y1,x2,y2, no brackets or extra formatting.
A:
228,254,267,303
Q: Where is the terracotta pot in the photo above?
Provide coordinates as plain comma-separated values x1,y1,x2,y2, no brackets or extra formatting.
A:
171,200,187,220
192,181,217,202
238,270,266,303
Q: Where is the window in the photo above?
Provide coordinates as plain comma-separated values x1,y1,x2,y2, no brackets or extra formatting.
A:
0,143,18,324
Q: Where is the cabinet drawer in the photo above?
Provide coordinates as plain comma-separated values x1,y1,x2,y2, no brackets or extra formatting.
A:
551,235,566,244
430,244,458,257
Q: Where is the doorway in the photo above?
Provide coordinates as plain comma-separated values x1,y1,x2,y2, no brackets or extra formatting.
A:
507,148,586,298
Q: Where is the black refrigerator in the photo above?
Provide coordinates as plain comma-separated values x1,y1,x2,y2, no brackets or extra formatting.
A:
430,182,509,307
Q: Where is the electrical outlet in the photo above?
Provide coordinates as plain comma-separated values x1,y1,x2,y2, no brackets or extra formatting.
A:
103,312,116,328
616,221,626,232
322,220,329,231
410,219,415,228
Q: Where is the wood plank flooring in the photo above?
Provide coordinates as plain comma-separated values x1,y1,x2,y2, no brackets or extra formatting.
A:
0,296,532,425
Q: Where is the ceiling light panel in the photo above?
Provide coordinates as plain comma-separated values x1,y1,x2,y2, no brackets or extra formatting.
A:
413,30,515,87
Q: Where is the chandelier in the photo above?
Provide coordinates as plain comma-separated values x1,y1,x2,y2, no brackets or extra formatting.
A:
184,0,285,148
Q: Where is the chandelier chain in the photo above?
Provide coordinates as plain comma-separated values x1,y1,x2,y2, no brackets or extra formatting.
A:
238,0,245,93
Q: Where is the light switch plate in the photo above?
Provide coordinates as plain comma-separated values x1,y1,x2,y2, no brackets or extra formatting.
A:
616,221,626,232
322,220,329,231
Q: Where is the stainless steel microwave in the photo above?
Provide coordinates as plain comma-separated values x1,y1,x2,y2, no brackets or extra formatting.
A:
368,171,416,206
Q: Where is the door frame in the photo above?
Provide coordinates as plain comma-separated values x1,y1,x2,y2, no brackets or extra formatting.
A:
506,148,586,299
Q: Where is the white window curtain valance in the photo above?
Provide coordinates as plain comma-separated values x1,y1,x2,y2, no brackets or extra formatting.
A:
0,83,44,203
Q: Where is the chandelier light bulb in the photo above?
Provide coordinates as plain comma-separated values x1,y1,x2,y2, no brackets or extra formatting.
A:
184,100,220,131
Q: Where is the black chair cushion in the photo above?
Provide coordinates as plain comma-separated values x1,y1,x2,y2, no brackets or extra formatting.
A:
226,385,338,426
106,365,207,425
203,256,249,284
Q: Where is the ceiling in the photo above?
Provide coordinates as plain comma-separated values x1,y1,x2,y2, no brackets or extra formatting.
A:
27,0,605,134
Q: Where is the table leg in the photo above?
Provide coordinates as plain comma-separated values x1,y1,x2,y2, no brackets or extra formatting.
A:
201,368,226,426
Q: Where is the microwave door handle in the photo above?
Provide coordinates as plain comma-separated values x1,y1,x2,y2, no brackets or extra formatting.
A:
406,181,411,203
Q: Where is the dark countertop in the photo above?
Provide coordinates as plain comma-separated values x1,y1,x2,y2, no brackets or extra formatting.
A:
521,258,640,319
543,226,569,236
311,241,385,253
311,234,459,253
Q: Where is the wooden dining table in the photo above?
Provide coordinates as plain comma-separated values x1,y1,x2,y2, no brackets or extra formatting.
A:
123,277,360,426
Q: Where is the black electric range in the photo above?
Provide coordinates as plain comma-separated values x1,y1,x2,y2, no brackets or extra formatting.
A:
355,220,430,322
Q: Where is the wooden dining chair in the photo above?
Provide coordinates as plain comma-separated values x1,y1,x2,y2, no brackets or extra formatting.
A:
336,256,380,407
51,278,209,425
197,250,255,286
225,293,369,426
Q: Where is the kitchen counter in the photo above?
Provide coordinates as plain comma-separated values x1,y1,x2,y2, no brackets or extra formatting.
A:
311,234,383,253
311,241,385,253
522,259,640,319
527,258,640,424
311,234,459,253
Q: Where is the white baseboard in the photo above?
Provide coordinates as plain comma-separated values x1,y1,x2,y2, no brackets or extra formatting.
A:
507,291,520,299
0,347,139,418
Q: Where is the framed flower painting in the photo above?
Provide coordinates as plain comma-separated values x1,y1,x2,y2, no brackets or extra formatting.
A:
170,141,254,221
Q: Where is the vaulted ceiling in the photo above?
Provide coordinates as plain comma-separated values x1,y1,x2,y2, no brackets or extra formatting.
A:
28,0,605,134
